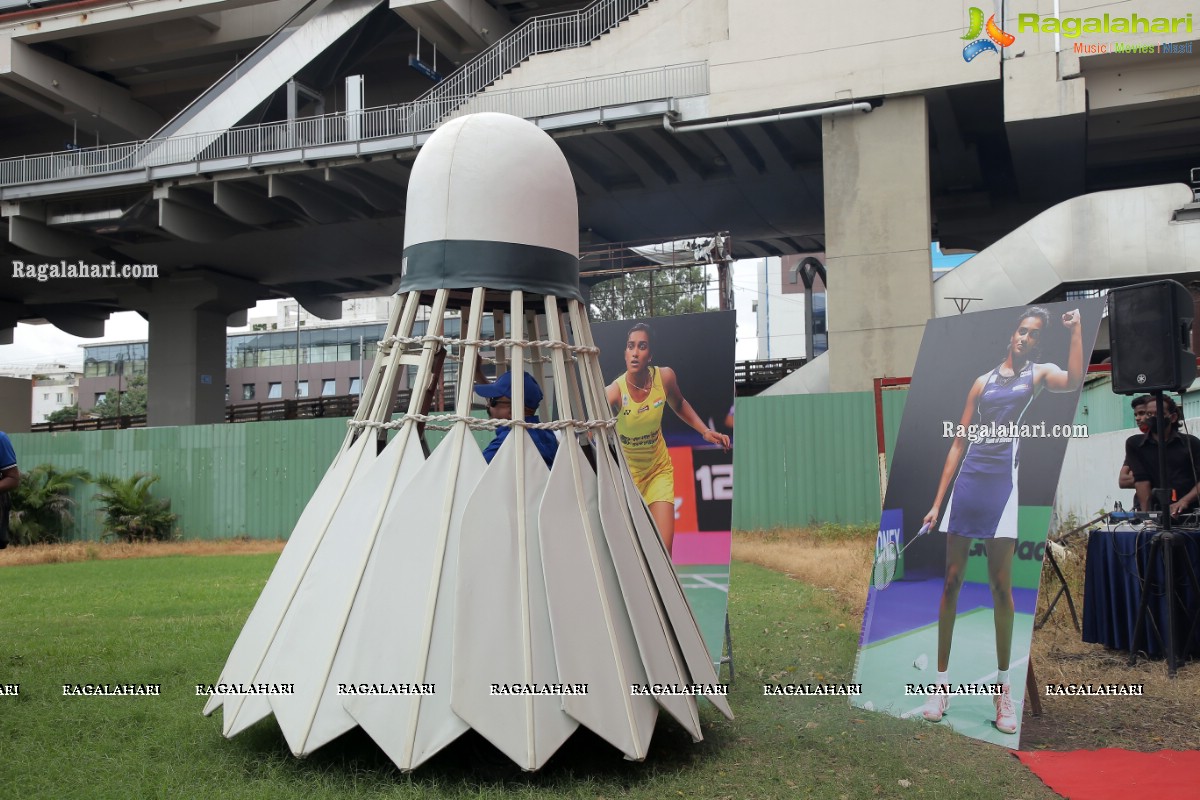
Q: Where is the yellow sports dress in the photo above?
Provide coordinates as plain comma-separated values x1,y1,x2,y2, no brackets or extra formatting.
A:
616,368,675,505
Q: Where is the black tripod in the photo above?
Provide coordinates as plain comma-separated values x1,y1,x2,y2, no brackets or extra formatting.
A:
1127,390,1200,677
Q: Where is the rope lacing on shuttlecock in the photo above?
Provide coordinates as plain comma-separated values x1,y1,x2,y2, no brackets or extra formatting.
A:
348,415,615,433
379,334,598,363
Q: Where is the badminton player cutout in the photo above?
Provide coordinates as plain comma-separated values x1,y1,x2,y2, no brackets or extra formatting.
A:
918,306,1083,734
605,322,730,555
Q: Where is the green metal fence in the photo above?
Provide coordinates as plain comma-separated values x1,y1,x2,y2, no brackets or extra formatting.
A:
726,374,1152,532
8,415,493,541
731,390,905,529
10,419,348,541
1074,375,1133,434
6,377,1138,542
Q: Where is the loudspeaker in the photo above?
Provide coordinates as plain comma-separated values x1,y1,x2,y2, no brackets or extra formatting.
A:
1108,280,1197,394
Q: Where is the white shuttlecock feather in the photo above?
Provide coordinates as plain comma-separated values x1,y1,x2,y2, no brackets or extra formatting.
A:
204,112,732,772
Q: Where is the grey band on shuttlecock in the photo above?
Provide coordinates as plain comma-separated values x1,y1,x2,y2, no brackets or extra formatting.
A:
400,240,581,301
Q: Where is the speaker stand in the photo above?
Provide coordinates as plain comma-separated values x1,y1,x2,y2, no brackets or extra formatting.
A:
1127,529,1200,677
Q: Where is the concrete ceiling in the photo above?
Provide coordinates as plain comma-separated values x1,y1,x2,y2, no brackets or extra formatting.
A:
2,1,1198,335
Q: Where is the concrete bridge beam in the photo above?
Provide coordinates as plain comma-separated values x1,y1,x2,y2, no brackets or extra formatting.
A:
390,0,512,64
0,39,163,141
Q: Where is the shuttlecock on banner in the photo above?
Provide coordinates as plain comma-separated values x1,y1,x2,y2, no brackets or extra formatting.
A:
204,112,731,772
913,653,929,671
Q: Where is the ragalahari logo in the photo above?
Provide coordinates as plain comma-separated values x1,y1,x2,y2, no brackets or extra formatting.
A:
962,7,1015,61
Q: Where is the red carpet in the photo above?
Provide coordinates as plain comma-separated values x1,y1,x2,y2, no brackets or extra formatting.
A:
1015,749,1200,799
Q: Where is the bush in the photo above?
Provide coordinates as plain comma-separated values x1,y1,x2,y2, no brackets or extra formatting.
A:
45,405,81,424
93,473,178,542
9,464,92,545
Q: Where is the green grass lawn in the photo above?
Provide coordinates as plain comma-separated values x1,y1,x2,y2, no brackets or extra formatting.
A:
0,555,1054,799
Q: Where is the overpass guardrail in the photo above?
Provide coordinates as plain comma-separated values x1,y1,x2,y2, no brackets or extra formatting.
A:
0,61,707,190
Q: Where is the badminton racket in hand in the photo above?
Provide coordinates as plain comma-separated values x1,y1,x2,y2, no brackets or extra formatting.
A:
872,522,932,590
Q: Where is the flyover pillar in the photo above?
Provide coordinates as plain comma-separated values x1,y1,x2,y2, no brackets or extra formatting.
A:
125,271,261,427
822,95,933,392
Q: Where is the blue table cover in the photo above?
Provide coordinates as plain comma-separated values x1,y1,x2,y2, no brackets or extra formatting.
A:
1082,526,1200,658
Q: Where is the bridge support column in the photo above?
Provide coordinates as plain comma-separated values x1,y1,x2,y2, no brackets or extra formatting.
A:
822,95,933,393
126,271,261,427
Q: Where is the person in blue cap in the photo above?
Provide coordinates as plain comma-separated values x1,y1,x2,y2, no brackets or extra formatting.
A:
474,370,557,467
0,430,19,549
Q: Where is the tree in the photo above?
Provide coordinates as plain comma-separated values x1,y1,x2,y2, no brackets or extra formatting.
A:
46,404,81,423
588,266,710,322
91,374,148,417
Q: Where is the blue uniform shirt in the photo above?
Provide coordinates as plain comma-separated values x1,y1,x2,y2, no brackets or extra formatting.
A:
482,417,557,468
0,431,16,471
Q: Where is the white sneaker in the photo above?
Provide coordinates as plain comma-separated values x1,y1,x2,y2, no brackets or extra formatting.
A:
993,683,1017,734
920,689,949,722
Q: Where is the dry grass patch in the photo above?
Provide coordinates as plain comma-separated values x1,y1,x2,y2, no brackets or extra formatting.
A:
0,538,285,567
1024,539,1200,751
734,525,1200,752
732,526,873,618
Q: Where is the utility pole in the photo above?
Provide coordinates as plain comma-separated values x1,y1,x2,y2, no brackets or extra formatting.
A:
295,304,302,398
115,354,124,420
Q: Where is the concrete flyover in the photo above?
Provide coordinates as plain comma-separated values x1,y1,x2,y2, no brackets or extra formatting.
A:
1,0,1199,419
765,182,1200,395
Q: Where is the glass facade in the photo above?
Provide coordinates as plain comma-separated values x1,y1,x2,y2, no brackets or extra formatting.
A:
82,314,500,409
402,315,497,389
225,323,386,370
83,342,148,378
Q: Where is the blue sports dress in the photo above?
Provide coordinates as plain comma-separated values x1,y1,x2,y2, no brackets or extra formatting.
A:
940,362,1037,539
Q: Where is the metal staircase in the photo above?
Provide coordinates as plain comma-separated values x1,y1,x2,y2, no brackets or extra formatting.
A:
0,0,669,186
138,0,386,164
409,0,657,126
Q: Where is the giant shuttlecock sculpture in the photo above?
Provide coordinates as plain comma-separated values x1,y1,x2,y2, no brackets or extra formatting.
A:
204,111,732,771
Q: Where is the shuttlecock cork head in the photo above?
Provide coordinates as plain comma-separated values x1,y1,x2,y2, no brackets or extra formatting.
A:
400,113,580,300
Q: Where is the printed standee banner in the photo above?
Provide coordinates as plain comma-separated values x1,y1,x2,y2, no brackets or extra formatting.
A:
593,312,737,669
852,299,1104,748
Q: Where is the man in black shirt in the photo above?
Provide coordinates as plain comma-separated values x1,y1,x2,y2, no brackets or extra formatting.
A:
1118,395,1153,507
1125,396,1200,518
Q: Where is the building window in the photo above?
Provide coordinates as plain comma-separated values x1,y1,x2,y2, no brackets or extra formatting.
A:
56,393,63,402
225,385,230,403
321,379,336,396
95,392,105,404
297,380,309,398
242,384,256,401
348,377,362,395
267,382,283,399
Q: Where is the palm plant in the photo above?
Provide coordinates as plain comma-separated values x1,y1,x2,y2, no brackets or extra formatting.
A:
93,473,178,543
9,464,92,545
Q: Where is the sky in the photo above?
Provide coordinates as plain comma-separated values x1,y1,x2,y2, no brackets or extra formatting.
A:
0,300,279,372
0,250,969,370
0,269,770,370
